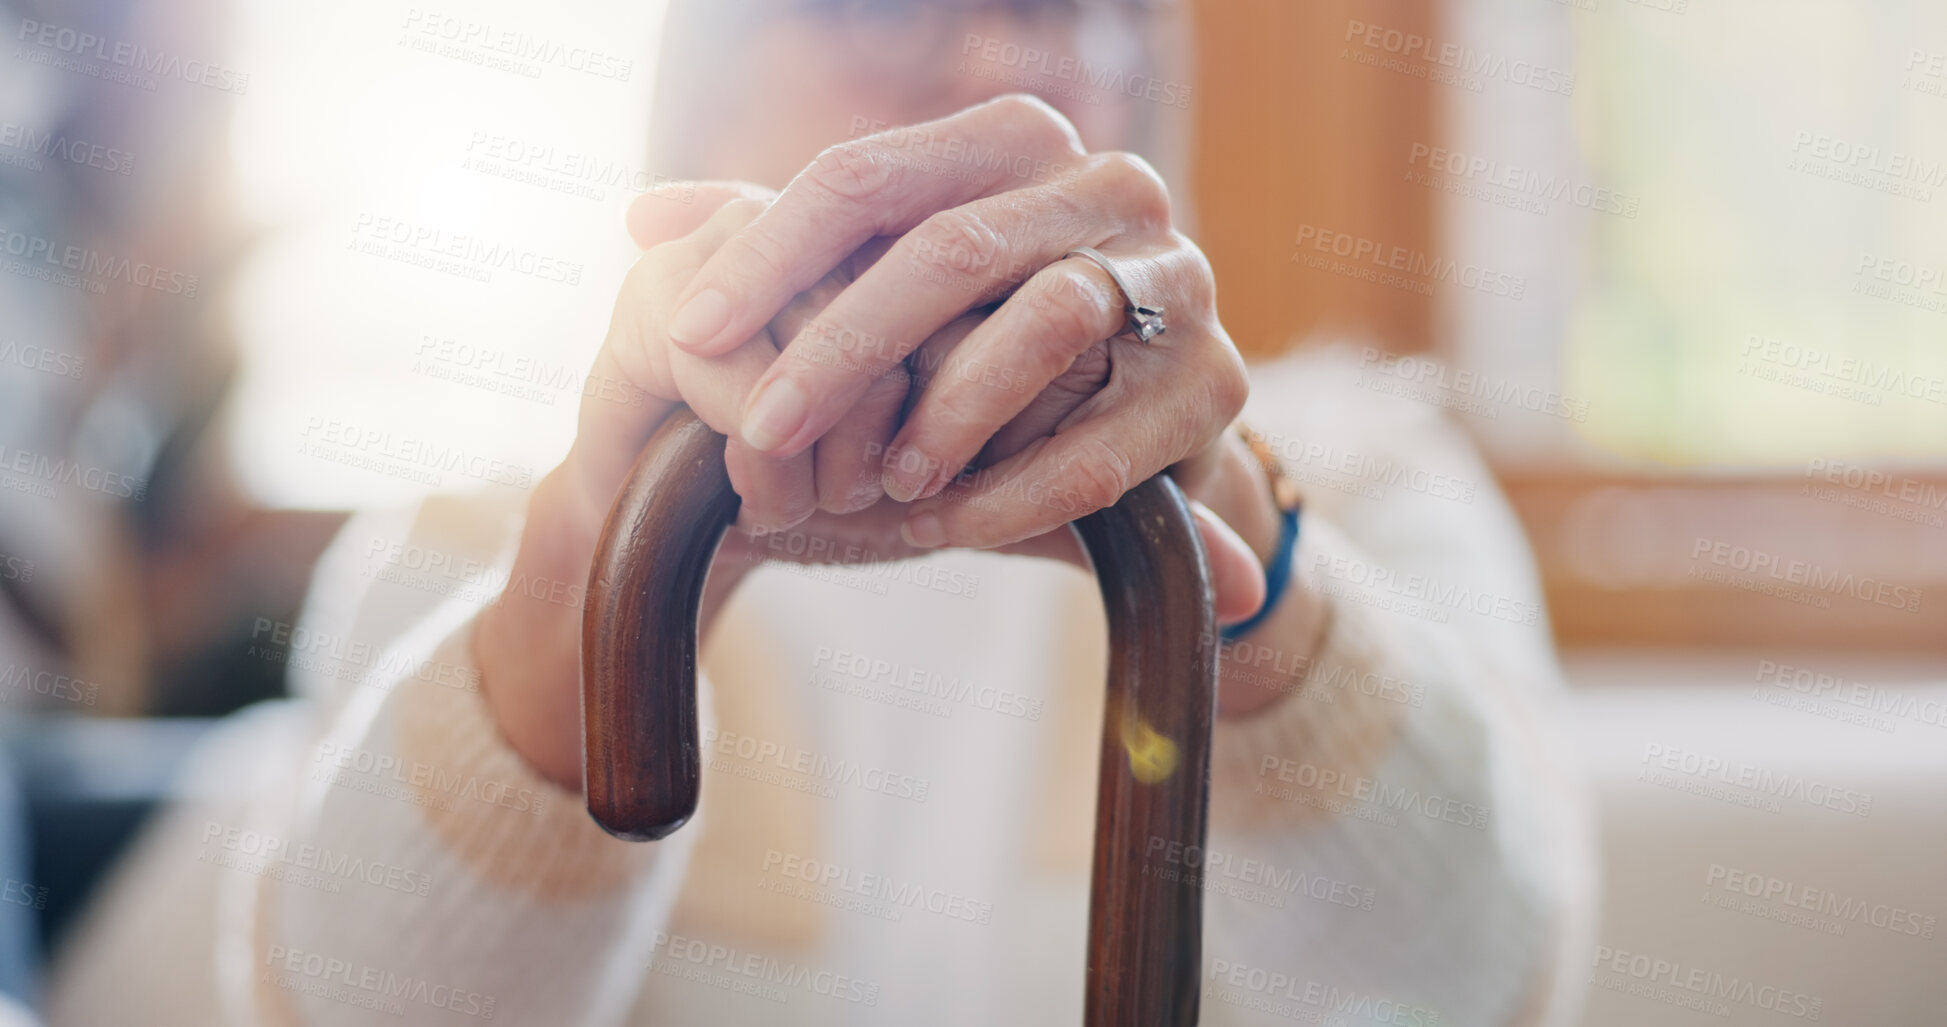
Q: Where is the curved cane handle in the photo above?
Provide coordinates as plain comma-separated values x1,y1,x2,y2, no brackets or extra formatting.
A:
583,409,1217,1026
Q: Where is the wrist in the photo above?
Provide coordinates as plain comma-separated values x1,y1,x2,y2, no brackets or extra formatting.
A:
1199,424,1326,719
1194,431,1283,565
476,467,758,791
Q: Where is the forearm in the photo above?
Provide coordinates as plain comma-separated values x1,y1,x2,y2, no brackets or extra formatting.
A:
250,605,697,1027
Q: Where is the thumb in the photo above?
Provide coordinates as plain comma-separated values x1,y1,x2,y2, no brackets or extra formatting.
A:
625,181,778,250
1190,500,1268,626
987,500,1266,624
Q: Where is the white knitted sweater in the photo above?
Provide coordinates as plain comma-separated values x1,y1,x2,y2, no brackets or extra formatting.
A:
46,345,1595,1026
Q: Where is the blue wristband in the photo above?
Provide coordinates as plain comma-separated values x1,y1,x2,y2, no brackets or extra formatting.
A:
1220,504,1301,642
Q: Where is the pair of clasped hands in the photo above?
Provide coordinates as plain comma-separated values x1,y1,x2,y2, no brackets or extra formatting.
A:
477,95,1274,788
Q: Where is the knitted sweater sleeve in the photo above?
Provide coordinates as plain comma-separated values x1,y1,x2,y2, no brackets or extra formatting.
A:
1198,345,1598,1027
48,494,706,1027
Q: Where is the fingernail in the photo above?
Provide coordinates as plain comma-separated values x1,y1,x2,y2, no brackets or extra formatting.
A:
740,377,809,452
882,459,928,504
901,512,945,549
668,288,729,348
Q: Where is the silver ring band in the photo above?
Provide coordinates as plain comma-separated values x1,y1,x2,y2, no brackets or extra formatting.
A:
1062,246,1167,344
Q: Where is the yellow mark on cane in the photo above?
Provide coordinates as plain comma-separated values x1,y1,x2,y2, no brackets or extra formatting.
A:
1122,718,1180,784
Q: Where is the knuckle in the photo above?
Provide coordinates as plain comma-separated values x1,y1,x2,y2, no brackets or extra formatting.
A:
1050,340,1112,398
923,374,991,439
1089,151,1172,227
1026,267,1116,345
637,234,695,278
606,258,673,372
715,196,770,225
727,226,794,292
1170,235,1218,310
1207,346,1250,422
1065,437,1136,511
988,93,1087,159
620,248,667,291
990,93,1052,119
805,141,895,205
910,208,1006,276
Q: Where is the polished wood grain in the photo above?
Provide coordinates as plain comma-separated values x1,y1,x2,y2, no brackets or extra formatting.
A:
581,412,739,841
583,408,1218,1023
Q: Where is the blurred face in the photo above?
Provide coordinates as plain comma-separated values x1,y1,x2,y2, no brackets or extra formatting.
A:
666,0,1166,187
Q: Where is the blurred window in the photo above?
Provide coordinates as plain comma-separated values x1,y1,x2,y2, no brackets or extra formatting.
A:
1430,1,1947,650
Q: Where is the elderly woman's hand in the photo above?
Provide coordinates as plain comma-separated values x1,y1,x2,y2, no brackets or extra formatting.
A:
666,94,1251,551
476,97,1276,787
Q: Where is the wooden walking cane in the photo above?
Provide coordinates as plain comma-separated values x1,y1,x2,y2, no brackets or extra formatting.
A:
582,409,1218,1025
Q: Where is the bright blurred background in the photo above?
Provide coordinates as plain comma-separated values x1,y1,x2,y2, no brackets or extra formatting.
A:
1,0,1943,1023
